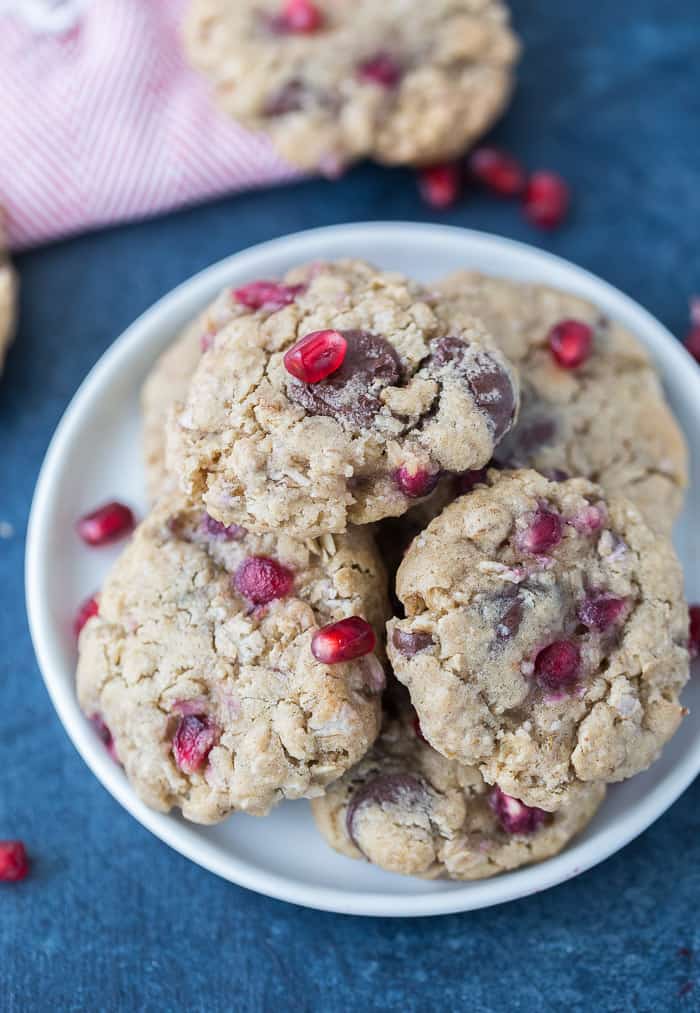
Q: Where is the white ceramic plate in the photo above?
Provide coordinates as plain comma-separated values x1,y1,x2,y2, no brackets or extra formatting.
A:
26,223,700,918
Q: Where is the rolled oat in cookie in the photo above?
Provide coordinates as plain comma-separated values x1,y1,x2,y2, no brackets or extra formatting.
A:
0,213,18,375
76,495,389,823
168,259,519,538
435,272,688,534
387,469,690,811
311,703,604,879
184,0,519,172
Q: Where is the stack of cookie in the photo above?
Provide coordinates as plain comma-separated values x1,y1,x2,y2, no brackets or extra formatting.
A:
76,259,691,881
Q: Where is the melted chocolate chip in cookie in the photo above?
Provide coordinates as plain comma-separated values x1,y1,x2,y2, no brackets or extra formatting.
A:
392,628,434,657
346,773,428,849
287,329,402,428
428,337,517,440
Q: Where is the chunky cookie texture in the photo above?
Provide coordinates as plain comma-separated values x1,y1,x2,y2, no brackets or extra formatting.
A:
437,272,688,534
169,259,519,538
387,469,690,810
184,0,519,172
312,704,605,879
77,496,389,823
0,215,17,375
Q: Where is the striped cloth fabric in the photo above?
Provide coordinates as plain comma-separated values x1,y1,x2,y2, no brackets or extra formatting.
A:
0,0,301,250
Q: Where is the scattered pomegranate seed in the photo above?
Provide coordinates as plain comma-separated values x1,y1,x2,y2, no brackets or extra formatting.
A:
534,640,581,689
76,501,135,546
489,788,547,835
234,556,294,605
73,594,99,637
688,605,700,659
522,170,570,229
233,280,304,311
0,841,29,882
394,465,440,499
468,147,526,197
578,594,627,632
356,53,402,88
418,164,462,209
547,319,593,369
516,508,562,555
412,713,428,744
283,329,347,383
684,297,700,362
172,714,218,774
455,468,488,495
272,0,323,33
311,616,376,664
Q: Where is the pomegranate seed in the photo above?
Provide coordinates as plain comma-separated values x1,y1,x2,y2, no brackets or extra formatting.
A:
73,594,99,637
522,170,570,229
91,713,120,763
233,280,304,311
200,513,246,540
534,640,581,689
394,465,440,499
283,329,347,383
412,713,428,744
234,556,294,605
516,508,563,555
172,715,217,774
311,616,376,664
455,468,488,495
578,594,627,632
489,788,546,835
688,605,700,659
76,501,135,546
685,298,700,362
274,0,323,32
0,841,29,882
356,53,402,88
548,319,593,369
418,164,462,209
468,147,526,197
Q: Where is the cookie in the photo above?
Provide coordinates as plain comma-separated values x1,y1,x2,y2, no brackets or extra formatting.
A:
0,215,17,374
312,704,605,879
436,272,688,534
76,495,389,823
169,259,520,538
387,469,690,810
184,0,519,172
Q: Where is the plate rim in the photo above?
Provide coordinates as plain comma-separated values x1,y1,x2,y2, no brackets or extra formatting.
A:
25,221,700,918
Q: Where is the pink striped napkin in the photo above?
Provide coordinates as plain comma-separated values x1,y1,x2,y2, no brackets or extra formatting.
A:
0,0,301,250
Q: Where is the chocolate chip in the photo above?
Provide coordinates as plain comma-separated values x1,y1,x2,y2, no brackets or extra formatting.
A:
495,595,524,641
263,79,307,116
426,338,516,441
431,336,467,365
392,628,434,657
346,773,427,849
286,329,402,429
496,404,558,467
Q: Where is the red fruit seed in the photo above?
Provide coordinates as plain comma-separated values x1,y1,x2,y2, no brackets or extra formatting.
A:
489,788,546,835
394,465,440,499
517,509,563,555
356,53,402,87
233,280,304,311
469,147,526,197
548,319,593,369
172,715,217,774
578,594,627,632
523,170,570,229
234,556,294,605
311,616,376,664
76,501,134,546
273,0,323,33
0,841,29,882
688,604,700,659
412,713,428,744
74,594,99,637
283,329,347,383
418,164,462,209
534,640,581,689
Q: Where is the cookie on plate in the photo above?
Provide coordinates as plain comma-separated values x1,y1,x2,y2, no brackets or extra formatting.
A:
0,214,18,374
169,259,520,538
387,469,690,811
184,0,519,172
312,703,604,879
436,272,688,534
77,495,389,823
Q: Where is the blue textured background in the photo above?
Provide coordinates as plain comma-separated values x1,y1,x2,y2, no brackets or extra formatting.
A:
2,2,700,1010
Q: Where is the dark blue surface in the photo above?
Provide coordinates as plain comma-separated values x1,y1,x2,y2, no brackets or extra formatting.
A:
2,2,700,1010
